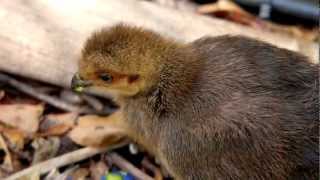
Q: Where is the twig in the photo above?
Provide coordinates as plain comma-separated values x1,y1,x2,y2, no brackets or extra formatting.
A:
108,153,153,180
6,144,32,162
0,73,82,112
0,90,5,100
82,89,118,116
82,94,104,111
142,158,163,180
82,94,117,116
5,143,127,180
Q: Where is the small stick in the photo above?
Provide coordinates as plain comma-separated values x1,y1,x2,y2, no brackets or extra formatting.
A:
0,166,10,177
0,90,5,100
142,158,163,180
108,153,153,180
0,73,81,112
5,143,127,180
82,89,118,116
82,94,104,111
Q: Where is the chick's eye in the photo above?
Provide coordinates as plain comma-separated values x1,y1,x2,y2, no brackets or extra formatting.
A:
99,73,113,83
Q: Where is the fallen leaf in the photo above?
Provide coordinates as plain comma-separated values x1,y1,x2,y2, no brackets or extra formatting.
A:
2,128,25,151
0,104,44,133
198,0,319,41
0,126,24,172
198,0,249,15
38,124,71,137
38,113,78,137
43,112,78,128
198,0,263,28
69,125,125,147
31,137,60,164
71,168,89,180
68,115,126,147
0,134,13,171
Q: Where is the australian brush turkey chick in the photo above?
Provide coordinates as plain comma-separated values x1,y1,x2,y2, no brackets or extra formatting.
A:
71,24,319,180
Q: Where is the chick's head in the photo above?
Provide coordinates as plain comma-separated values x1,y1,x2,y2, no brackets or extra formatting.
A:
72,24,179,98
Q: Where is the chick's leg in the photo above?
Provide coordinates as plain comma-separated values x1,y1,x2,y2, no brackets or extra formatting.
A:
68,111,129,147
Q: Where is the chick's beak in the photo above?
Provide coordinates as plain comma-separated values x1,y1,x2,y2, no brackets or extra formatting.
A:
71,73,92,93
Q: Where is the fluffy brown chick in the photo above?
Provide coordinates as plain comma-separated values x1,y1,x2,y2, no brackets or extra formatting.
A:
72,24,319,180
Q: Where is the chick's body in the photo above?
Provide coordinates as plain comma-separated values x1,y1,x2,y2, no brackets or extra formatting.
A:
76,25,319,180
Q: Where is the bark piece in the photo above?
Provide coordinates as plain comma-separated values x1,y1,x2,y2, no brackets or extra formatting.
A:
0,0,317,89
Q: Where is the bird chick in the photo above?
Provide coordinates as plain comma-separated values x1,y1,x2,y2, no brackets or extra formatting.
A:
72,24,319,180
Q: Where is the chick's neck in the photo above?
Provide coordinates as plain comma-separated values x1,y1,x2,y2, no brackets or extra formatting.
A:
154,46,202,112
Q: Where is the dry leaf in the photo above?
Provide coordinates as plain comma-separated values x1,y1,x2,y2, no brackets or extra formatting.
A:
38,124,71,137
2,128,25,151
71,168,89,180
38,113,78,137
0,134,13,171
68,115,126,147
197,0,319,41
31,137,60,164
44,112,78,128
0,104,44,133
198,0,249,15
68,125,125,147
0,126,25,173
198,0,263,28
